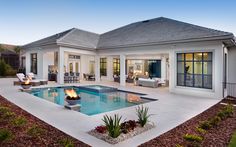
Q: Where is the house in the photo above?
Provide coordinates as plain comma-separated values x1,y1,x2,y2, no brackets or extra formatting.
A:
21,17,236,99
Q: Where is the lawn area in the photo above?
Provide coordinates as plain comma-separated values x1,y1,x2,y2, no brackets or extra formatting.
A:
0,95,90,147
228,130,236,147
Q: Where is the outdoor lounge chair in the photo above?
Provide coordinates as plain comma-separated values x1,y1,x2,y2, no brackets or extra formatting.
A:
26,72,48,85
14,73,41,86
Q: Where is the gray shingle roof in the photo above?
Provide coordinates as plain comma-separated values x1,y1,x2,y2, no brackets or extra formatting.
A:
23,17,234,50
57,29,99,49
23,28,74,48
23,28,99,49
97,17,234,49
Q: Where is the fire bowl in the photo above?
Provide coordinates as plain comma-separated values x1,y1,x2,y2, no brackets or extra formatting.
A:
65,96,80,105
21,84,32,89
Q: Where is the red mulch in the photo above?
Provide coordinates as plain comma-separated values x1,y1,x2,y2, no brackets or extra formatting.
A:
139,100,236,147
0,95,90,147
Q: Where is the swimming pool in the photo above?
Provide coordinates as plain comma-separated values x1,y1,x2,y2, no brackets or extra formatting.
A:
29,86,154,116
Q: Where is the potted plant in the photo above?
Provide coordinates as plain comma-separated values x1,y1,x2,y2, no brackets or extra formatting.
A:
65,89,80,105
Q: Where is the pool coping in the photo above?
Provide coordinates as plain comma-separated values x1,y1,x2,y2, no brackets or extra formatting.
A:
28,85,158,116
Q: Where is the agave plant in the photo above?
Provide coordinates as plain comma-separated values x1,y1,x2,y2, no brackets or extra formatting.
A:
102,114,122,138
136,105,151,127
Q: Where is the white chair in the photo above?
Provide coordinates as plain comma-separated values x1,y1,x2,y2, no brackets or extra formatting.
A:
15,73,40,86
27,72,48,85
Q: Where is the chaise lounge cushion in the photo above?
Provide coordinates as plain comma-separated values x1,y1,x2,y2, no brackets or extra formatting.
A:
136,78,158,88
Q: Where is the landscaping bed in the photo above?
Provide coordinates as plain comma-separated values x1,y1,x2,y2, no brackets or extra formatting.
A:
88,106,155,144
140,100,236,147
0,95,90,147
89,123,154,144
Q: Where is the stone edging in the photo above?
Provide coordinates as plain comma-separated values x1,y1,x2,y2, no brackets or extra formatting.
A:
88,123,155,144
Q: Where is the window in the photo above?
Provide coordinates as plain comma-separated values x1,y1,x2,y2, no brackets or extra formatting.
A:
177,52,212,89
89,61,95,74
69,63,73,72
75,62,79,73
100,58,107,76
113,58,120,75
30,53,37,74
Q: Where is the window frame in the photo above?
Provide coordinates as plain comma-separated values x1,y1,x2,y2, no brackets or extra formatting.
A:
100,58,107,76
177,52,212,89
30,53,37,74
113,58,120,75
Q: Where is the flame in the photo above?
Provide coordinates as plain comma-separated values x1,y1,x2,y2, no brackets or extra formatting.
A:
25,79,30,85
65,89,78,98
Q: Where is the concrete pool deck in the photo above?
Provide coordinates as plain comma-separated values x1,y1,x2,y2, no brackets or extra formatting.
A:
0,78,220,147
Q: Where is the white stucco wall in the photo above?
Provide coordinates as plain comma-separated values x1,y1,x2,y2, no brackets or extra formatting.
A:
22,40,226,99
21,45,59,79
98,40,224,99
228,47,236,83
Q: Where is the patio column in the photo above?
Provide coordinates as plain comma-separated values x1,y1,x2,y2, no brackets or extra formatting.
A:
95,55,100,82
120,54,126,86
161,56,166,80
25,52,30,74
57,47,64,84
37,51,44,79
107,56,113,81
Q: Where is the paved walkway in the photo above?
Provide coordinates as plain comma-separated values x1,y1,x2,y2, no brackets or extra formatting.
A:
0,78,220,147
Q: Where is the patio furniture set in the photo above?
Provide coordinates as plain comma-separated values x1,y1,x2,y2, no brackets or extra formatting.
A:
83,73,95,81
113,74,167,88
64,72,80,83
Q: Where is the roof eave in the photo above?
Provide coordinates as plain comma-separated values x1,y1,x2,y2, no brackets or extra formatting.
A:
97,34,234,50
57,42,96,51
21,42,57,50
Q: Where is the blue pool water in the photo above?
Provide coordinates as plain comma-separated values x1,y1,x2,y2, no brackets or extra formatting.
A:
29,86,154,115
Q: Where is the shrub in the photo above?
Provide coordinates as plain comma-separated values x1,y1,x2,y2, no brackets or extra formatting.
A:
217,111,227,120
58,138,74,147
0,60,17,76
27,125,45,137
121,120,137,134
102,114,122,138
209,116,221,126
12,116,27,127
95,125,107,134
199,120,212,130
217,104,234,120
136,105,151,127
0,106,10,114
223,104,234,117
183,134,203,143
0,129,13,142
196,127,207,134
0,107,14,122
2,111,15,120
0,60,7,76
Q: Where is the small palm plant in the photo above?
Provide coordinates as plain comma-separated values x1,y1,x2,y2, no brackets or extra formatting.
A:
136,105,151,127
102,114,122,138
